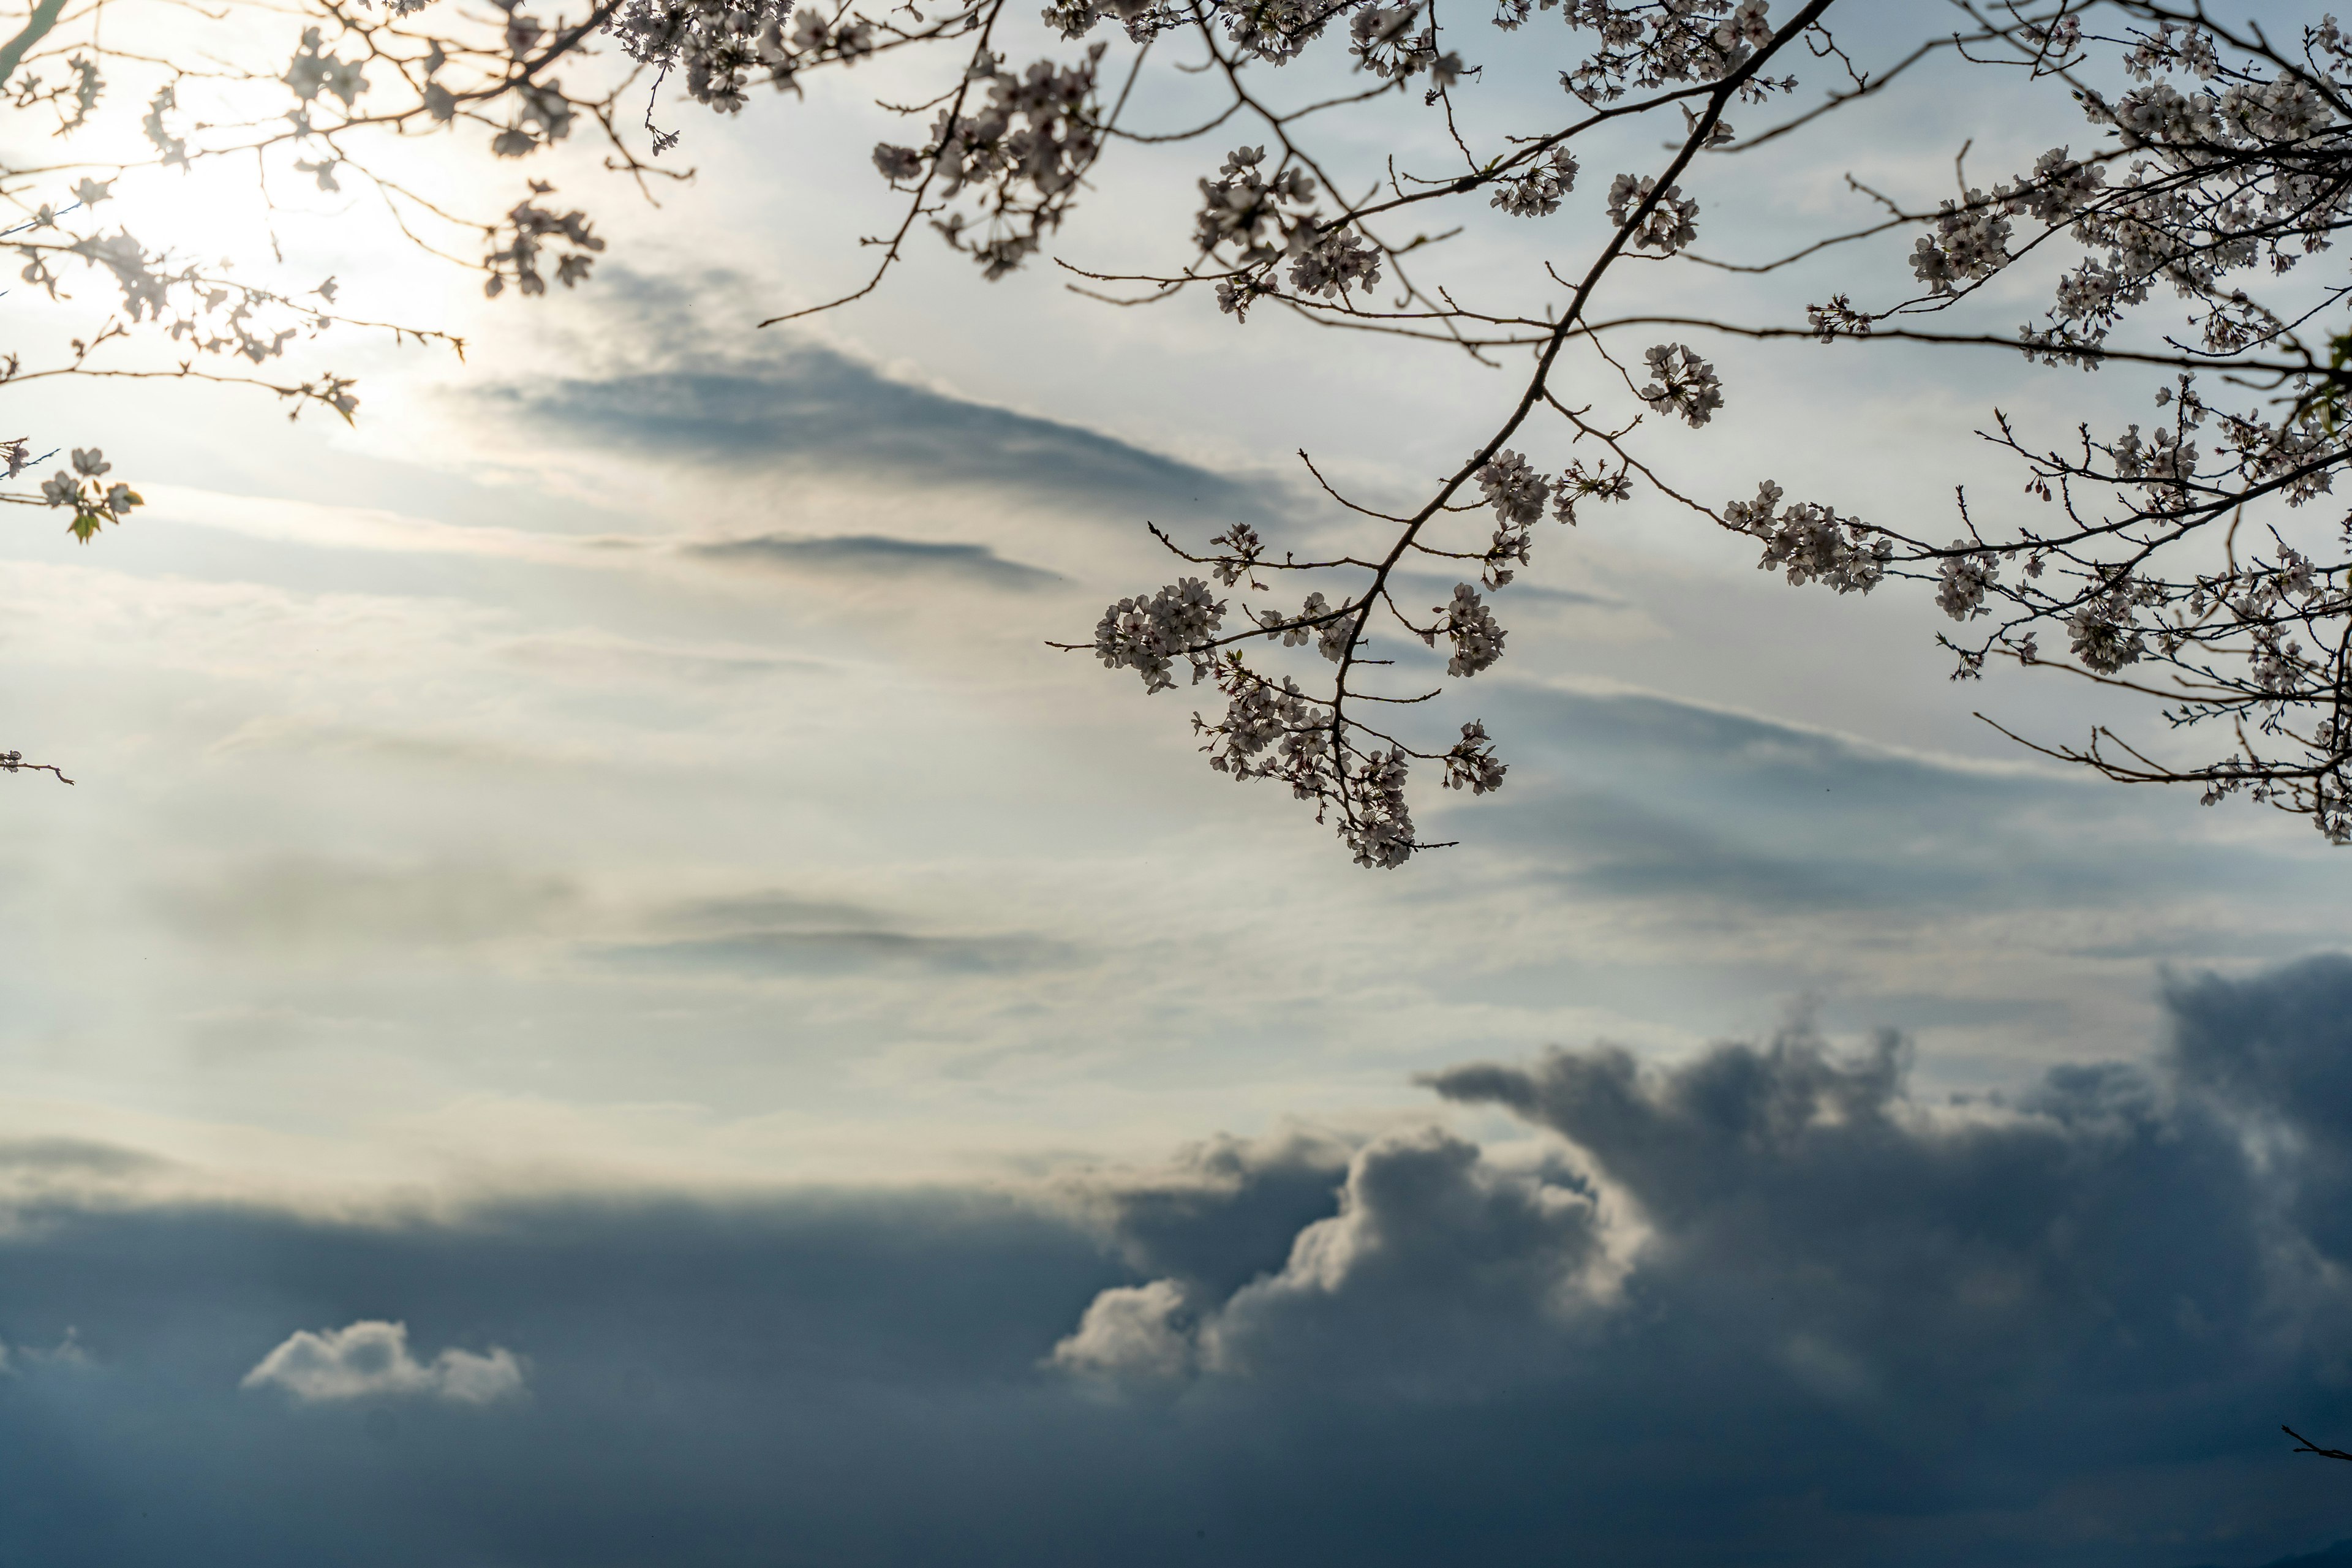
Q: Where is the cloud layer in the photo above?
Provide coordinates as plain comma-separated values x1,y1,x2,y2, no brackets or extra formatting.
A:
1,960,2351,1564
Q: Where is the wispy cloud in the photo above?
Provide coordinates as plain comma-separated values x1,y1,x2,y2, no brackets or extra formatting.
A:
473,354,1287,524
685,532,1062,590
590,928,1072,978
156,857,579,953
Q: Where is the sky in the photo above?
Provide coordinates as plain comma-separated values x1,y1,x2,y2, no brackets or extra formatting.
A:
4,1,2352,1562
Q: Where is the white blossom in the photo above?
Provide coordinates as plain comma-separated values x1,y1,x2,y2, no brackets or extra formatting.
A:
1726,481,1889,595
1095,578,1226,692
1491,146,1578,217
1341,750,1414,869
1442,720,1506,794
1636,343,1722,428
1936,545,1999,621
1438,584,1506,676
2067,595,2146,673
1286,225,1381,298
1606,173,1698,252
1476,449,1548,526
1910,190,2010,295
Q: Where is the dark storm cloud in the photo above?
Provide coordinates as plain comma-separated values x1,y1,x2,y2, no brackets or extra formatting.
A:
684,532,1062,590
477,349,1285,526
1066,1130,1352,1301
1068,955,2352,1557
2166,960,2352,1264
0,1191,1129,1567
11,961,2352,1566
1421,1027,2263,1415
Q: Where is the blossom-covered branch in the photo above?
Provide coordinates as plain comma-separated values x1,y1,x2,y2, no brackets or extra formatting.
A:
15,0,2352,862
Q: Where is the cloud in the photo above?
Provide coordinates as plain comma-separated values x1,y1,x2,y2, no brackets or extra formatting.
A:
491,630,829,684
1069,1129,1352,1301
0,1138,179,1211
477,353,1286,525
0,1327,91,1373
591,928,1070,976
658,891,882,933
1049,1278,1193,1381
685,532,1061,591
8,962,2352,1564
589,889,1078,978
1062,1125,1604,1389
242,1321,525,1405
1041,956,2352,1557
146,484,636,565
1394,570,1623,611
157,857,578,953
1465,680,2324,919
0,1137,169,1180
1112,1015,2265,1416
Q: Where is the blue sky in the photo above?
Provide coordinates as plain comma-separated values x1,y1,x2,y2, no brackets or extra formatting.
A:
5,0,2352,1560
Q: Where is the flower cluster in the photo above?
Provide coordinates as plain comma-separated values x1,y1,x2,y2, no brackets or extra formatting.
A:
38,448,141,543
1213,0,1352,64
875,48,1108,277
1197,667,1333,785
1726,481,1889,595
1042,0,1166,42
1189,146,1384,311
1636,342,1722,427
1348,3,1466,88
2065,591,2147,674
1095,579,1226,692
1255,592,1355,661
1490,145,1578,217
1476,448,1548,527
484,192,605,296
1605,173,1698,253
1908,190,2011,295
1433,583,1506,676
1550,458,1635,525
607,0,797,116
1196,145,1314,256
1472,448,1615,582
1545,0,1796,107
284,28,370,108
1988,25,2352,364
1287,225,1382,298
1189,654,1426,872
1934,544,1999,622
1340,748,1415,868
1441,720,1506,794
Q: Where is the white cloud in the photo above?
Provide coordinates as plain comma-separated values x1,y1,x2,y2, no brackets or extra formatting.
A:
242,1320,525,1404
1049,1278,1193,1382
